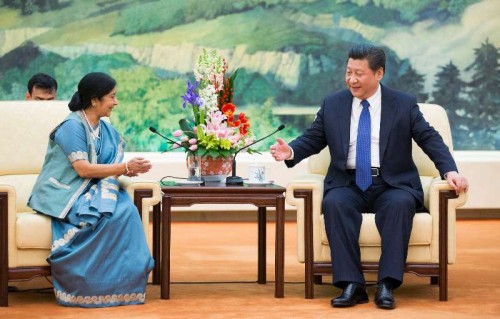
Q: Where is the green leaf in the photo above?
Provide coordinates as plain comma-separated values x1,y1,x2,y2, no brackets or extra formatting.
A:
179,118,196,138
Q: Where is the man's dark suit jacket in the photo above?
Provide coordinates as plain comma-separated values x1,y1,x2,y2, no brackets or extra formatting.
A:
286,85,458,206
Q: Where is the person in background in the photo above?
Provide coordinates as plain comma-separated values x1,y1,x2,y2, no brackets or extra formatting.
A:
28,72,154,308
270,44,468,310
25,73,58,100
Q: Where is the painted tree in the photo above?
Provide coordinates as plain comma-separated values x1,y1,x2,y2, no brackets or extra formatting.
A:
431,61,469,148
465,39,500,149
393,64,428,102
2,0,62,15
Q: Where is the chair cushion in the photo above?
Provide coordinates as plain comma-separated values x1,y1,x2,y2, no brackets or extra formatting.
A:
320,212,432,247
16,212,52,249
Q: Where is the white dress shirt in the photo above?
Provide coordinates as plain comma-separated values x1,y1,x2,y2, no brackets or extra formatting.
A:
345,85,382,169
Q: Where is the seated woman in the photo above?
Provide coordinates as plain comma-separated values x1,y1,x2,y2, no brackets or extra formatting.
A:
28,72,154,307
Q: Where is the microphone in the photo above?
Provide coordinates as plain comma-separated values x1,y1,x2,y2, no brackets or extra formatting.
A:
226,124,285,185
149,126,195,155
149,127,202,182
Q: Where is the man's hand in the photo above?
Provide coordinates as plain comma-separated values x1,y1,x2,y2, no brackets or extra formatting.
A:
270,138,292,162
445,171,469,194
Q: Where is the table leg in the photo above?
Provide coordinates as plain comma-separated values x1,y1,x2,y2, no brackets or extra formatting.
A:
275,195,285,298
294,190,314,299
258,207,266,284
152,203,161,285
161,195,172,299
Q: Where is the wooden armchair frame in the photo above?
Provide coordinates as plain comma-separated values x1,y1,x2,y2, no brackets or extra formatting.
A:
0,189,160,307
292,189,459,301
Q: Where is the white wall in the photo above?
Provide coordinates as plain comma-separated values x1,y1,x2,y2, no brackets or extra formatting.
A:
454,151,500,209
125,150,500,211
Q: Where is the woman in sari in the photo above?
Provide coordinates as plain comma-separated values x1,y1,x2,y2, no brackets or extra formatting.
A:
28,72,154,307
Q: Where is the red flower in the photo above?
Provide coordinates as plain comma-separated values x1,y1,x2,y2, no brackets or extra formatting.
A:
222,103,241,127
238,112,250,135
222,103,236,116
238,112,248,123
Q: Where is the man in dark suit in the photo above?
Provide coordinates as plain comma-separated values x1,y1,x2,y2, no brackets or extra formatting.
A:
270,44,468,309
25,73,58,100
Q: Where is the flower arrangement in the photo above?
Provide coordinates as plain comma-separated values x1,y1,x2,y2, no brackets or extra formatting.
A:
171,49,255,158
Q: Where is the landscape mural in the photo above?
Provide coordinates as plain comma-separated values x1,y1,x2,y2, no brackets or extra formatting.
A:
0,0,499,151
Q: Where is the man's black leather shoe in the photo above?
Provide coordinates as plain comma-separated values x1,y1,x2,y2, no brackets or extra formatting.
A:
331,282,368,307
375,282,396,309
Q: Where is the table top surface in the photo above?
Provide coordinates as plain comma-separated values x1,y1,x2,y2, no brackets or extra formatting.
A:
160,181,286,194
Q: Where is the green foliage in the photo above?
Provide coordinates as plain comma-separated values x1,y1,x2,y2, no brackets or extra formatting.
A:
110,67,187,152
447,0,476,16
345,0,480,23
52,53,136,99
233,69,280,105
291,0,400,27
432,61,467,110
244,99,303,151
112,0,185,36
184,0,239,22
0,49,65,99
391,64,428,102
282,40,353,105
113,0,271,36
431,61,470,149
371,0,434,22
1,0,64,15
463,39,500,149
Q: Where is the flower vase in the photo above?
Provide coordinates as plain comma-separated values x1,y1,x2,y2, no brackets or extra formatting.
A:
186,155,202,182
188,155,233,183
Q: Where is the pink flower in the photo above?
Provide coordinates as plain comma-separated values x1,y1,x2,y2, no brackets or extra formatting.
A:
189,145,198,151
244,137,255,146
181,136,189,142
189,138,197,145
173,130,183,137
172,143,181,149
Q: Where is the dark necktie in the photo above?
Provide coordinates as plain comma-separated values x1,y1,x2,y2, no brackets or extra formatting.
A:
356,99,371,191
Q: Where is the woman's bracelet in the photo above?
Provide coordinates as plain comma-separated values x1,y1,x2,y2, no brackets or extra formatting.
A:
125,161,130,174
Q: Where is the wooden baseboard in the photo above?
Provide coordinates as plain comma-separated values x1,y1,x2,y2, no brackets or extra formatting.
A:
457,208,500,219
151,208,500,222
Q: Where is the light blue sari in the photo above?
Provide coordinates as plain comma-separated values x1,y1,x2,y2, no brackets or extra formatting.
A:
47,118,154,308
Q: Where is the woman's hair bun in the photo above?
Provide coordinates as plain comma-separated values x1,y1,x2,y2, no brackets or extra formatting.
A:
68,91,83,111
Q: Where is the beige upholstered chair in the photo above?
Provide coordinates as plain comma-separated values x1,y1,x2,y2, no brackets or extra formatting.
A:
0,101,161,306
286,103,467,301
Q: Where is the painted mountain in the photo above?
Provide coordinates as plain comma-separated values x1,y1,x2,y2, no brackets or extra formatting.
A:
0,0,499,150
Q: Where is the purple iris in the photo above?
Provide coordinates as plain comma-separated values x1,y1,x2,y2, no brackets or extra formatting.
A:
181,81,203,109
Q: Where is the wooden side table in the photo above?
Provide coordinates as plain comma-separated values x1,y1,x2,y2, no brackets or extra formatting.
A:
159,182,286,299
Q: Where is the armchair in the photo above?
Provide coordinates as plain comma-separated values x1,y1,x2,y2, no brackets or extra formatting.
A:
286,103,467,301
0,101,161,306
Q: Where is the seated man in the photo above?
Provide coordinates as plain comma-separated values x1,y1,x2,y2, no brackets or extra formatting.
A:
25,73,58,100
270,44,468,310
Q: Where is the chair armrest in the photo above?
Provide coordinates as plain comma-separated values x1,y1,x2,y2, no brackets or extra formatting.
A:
428,178,468,264
285,174,324,207
0,185,17,269
118,177,161,236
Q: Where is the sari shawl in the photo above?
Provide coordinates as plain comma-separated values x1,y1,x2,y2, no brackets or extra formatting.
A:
29,112,153,307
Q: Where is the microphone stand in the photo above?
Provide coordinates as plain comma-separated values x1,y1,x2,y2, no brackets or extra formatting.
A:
226,124,285,185
149,127,202,182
